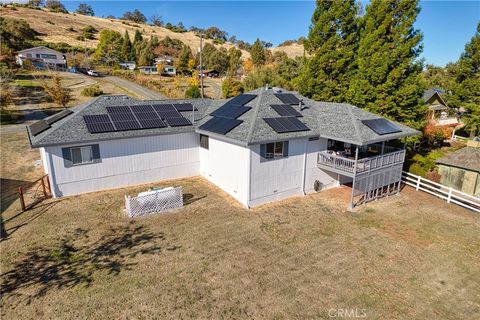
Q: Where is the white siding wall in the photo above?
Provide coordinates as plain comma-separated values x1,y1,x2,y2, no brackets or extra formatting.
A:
199,136,250,206
249,138,305,206
40,147,49,175
304,138,339,193
46,132,199,197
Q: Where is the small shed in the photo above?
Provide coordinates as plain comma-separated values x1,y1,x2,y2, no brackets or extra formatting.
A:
436,146,480,196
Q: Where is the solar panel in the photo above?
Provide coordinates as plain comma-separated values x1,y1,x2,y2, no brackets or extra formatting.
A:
274,93,302,105
164,117,192,127
45,109,73,125
133,111,160,120
271,104,303,117
29,120,50,136
137,118,167,129
113,120,141,131
130,105,155,113
106,105,132,114
199,117,243,135
210,105,251,119
263,117,310,133
156,110,183,119
362,119,401,135
83,114,115,133
152,104,176,113
173,103,197,112
224,94,256,106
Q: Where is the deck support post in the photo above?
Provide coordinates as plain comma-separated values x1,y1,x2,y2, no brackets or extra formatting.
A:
348,146,359,211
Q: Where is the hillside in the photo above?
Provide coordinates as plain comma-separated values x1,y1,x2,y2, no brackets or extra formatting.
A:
271,43,305,58
1,6,304,59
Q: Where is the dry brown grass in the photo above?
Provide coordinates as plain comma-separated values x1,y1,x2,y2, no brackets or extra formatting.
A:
0,7,249,58
271,43,305,58
1,132,479,319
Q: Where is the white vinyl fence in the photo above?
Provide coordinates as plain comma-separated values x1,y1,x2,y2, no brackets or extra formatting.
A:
402,171,480,213
451,134,470,143
125,187,183,217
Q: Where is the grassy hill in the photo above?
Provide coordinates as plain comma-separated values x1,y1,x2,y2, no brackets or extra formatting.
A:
1,6,304,59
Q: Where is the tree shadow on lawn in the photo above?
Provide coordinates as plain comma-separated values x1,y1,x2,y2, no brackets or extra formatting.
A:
1,222,171,304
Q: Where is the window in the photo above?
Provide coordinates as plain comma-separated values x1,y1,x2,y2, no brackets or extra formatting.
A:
200,134,209,149
71,146,93,165
26,53,32,58
36,54,40,58
261,141,288,160
40,54,57,59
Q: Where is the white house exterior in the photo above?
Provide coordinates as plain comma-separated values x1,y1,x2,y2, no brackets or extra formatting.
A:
28,89,419,208
16,46,67,70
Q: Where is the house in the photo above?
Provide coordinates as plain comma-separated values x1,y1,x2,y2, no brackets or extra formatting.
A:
26,88,419,209
119,61,136,70
16,46,67,70
138,66,158,74
155,55,174,65
436,142,480,196
161,65,176,76
199,69,220,78
423,88,460,127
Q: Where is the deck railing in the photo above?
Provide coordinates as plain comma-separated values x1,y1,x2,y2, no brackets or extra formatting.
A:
317,148,406,176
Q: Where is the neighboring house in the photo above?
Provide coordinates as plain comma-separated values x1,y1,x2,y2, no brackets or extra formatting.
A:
436,143,480,196
16,46,67,70
423,88,460,127
155,55,174,65
119,61,136,70
27,88,419,209
138,66,158,75
161,65,176,76
199,69,220,78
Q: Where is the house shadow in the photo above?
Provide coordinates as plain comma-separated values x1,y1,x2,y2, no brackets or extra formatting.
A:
0,222,170,304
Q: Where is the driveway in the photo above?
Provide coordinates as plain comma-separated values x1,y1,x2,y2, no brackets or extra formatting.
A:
103,76,167,100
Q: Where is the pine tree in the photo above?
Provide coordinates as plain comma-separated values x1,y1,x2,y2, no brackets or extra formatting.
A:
250,38,265,67
297,0,360,102
348,0,424,124
451,22,480,137
121,30,133,61
175,45,192,75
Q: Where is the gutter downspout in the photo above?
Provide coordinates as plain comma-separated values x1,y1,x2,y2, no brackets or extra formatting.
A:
247,146,252,208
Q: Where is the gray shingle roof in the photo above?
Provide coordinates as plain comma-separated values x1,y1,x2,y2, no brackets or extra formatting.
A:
28,88,420,148
28,95,211,147
436,147,480,172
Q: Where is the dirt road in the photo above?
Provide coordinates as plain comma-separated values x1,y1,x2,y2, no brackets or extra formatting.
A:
103,76,167,100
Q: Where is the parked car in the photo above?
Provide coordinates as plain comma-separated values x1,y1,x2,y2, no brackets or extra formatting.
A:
87,69,99,77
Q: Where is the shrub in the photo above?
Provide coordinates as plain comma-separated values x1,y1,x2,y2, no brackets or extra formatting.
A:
185,84,201,98
81,85,103,97
67,26,76,32
222,77,243,98
408,163,427,177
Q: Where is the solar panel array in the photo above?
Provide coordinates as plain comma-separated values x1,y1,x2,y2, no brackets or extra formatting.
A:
271,104,303,117
361,119,401,135
274,93,302,105
83,103,193,134
30,109,75,136
224,94,256,107
210,105,251,119
199,117,242,135
45,109,73,125
173,103,197,112
200,94,256,135
263,117,310,133
29,120,50,136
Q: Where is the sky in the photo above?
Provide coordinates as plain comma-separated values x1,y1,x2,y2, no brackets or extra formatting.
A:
60,0,480,66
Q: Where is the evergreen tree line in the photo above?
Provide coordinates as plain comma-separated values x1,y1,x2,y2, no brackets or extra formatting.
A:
295,0,478,133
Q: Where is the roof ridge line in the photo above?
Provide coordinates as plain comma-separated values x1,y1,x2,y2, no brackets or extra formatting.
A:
347,105,364,146
246,89,264,144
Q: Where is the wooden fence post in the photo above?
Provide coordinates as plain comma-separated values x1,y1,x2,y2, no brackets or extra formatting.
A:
18,186,26,211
